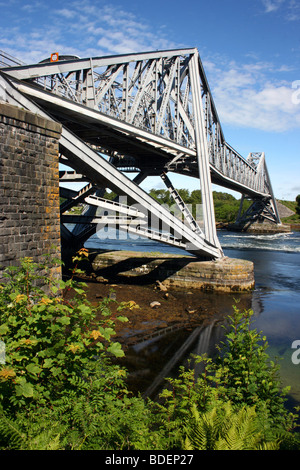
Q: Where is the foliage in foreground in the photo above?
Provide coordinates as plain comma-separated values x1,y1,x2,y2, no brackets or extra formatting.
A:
184,402,278,450
0,253,299,450
154,306,300,450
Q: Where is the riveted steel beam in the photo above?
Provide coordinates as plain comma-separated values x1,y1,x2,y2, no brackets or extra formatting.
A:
0,46,281,256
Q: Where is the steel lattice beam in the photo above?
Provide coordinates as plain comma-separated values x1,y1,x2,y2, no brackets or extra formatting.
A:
0,47,281,259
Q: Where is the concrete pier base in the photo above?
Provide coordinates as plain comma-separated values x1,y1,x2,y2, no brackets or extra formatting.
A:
227,221,291,234
90,251,255,293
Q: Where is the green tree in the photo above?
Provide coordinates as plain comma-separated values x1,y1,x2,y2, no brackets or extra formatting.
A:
149,188,172,206
190,189,202,205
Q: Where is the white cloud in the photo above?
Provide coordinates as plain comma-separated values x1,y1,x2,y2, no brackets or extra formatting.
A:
207,60,300,132
21,1,44,12
286,0,300,20
57,8,76,19
0,1,178,63
261,0,300,20
261,0,285,13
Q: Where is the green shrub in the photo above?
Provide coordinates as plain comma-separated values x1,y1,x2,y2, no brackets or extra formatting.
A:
0,251,161,449
0,252,131,413
184,401,279,450
154,304,299,449
0,255,299,450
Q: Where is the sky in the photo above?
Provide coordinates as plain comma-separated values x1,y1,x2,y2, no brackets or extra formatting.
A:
0,0,300,201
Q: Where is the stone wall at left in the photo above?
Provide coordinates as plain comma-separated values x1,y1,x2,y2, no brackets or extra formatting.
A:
0,102,62,280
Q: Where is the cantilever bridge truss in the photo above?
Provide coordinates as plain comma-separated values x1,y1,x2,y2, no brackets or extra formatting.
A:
0,48,281,259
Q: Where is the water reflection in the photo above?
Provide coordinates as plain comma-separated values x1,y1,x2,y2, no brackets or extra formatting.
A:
88,230,300,409
119,304,241,400
119,323,221,399
117,287,299,410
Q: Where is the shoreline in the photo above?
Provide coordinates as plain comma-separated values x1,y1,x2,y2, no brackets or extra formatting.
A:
67,248,256,350
81,274,254,348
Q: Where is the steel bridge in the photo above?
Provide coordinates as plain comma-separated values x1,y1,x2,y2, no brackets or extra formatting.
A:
0,48,281,259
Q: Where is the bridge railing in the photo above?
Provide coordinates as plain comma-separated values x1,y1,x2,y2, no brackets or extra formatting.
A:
1,48,281,246
0,50,26,68
2,48,272,199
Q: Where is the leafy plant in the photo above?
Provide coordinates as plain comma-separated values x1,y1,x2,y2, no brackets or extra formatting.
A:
0,250,165,450
0,255,299,450
184,401,279,450
154,304,299,449
210,304,294,430
0,251,129,413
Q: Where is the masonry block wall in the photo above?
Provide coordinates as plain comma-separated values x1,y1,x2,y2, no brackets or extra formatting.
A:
0,102,62,280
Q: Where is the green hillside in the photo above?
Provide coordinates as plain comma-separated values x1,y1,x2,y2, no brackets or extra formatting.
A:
149,188,250,223
278,199,300,223
61,189,300,225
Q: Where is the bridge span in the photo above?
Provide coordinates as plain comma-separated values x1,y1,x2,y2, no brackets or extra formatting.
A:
0,48,281,259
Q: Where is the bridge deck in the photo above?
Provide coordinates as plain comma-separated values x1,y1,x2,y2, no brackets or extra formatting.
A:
0,47,281,258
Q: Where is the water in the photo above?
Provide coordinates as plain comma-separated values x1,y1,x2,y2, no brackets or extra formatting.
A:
85,229,300,408
222,231,300,410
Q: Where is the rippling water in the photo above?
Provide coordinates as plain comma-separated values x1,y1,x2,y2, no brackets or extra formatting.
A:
220,231,300,410
221,230,300,253
85,229,300,409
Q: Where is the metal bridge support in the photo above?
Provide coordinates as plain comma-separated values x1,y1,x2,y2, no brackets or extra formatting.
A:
189,52,221,251
0,48,281,257
234,196,280,230
233,152,281,230
160,172,203,235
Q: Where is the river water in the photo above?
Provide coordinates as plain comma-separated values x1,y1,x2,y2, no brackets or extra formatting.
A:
85,229,300,409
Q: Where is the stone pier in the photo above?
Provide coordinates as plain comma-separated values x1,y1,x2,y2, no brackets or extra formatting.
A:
90,250,255,293
0,102,62,280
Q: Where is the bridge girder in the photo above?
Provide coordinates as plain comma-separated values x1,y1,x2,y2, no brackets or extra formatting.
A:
0,48,281,259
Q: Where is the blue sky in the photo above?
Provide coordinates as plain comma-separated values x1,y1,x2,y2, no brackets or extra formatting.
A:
1,0,300,201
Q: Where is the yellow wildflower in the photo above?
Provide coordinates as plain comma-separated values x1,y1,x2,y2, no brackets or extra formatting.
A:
121,300,139,310
90,330,102,340
15,294,27,304
67,344,80,353
0,367,16,381
78,248,89,257
39,297,53,305
19,338,36,346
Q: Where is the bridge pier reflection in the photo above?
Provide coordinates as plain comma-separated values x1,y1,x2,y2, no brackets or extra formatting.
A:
112,291,263,400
